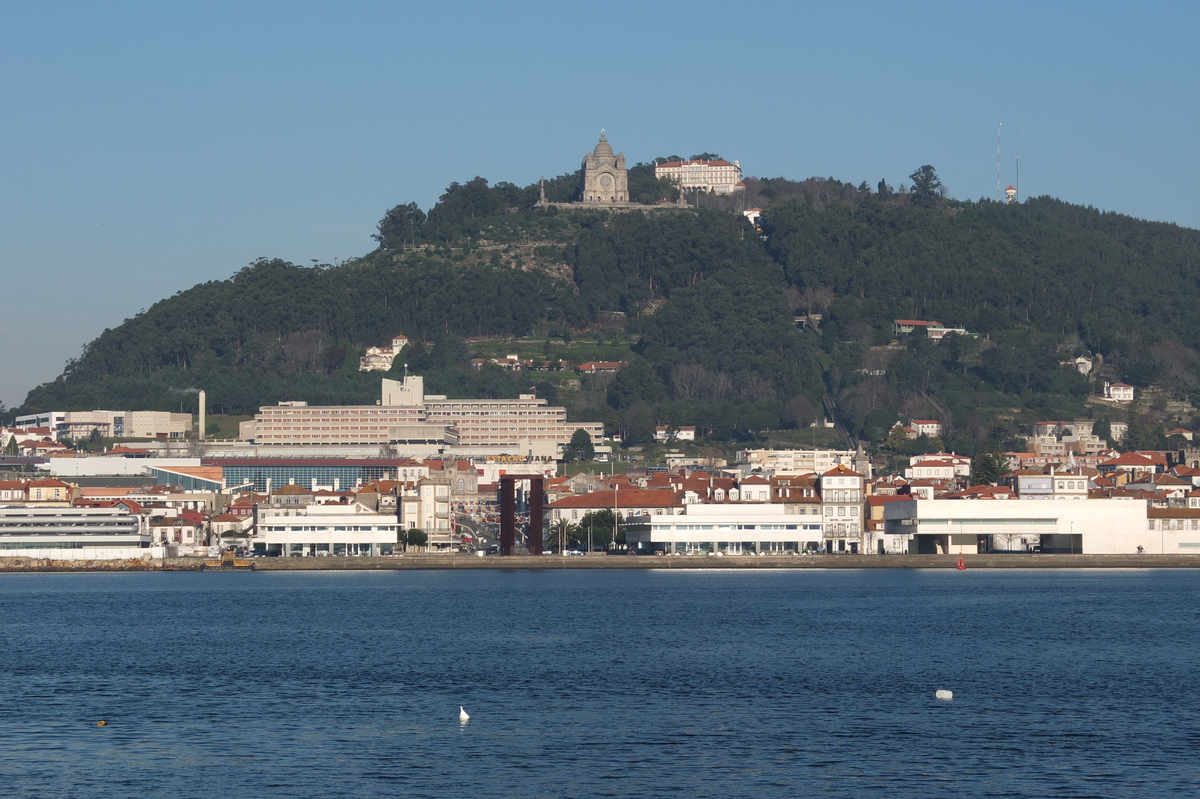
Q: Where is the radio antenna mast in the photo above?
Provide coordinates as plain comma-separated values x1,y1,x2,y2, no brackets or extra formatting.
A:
1015,123,1020,202
996,119,1002,201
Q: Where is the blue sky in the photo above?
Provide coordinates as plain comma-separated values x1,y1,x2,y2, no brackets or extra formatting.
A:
2,0,1197,409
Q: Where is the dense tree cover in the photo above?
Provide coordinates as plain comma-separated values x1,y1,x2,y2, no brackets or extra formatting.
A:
377,167,680,249
564,209,763,325
763,195,1200,372
21,167,1200,454
22,255,558,413
626,162,680,205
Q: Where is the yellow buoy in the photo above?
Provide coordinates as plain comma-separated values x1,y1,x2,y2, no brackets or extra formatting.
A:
96,720,108,726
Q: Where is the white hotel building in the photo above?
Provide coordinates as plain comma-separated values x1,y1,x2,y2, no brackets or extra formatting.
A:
655,159,744,195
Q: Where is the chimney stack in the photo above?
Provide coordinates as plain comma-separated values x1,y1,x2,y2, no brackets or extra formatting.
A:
198,390,207,441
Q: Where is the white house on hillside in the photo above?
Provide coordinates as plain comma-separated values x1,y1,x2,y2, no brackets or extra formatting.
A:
360,335,410,372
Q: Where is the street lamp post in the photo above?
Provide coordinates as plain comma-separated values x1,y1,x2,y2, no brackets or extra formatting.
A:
608,458,616,552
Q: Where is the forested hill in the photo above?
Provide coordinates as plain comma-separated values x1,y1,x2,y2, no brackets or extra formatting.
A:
18,172,1200,451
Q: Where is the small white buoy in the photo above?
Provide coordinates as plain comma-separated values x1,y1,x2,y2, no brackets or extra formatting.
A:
935,690,954,701
459,706,470,722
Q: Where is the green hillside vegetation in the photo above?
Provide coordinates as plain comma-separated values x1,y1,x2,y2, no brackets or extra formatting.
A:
19,166,1200,453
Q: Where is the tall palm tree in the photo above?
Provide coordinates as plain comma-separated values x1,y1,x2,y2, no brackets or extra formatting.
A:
548,518,579,553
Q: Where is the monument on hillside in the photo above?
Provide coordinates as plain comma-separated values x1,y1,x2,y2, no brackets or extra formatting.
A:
579,130,628,205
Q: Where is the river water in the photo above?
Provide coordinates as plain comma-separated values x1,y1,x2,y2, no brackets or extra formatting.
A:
1,568,1198,798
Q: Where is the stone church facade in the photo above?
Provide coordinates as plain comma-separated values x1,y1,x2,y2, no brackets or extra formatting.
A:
580,130,628,205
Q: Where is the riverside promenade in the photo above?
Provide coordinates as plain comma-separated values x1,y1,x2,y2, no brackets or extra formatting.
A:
3,553,1200,572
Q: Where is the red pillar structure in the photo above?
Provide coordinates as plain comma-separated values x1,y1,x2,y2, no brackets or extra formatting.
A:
498,474,545,556
528,477,544,556
500,477,516,556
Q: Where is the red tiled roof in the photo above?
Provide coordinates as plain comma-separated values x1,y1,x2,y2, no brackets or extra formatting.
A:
548,489,683,509
656,159,738,169
274,484,315,495
1100,452,1159,467
577,361,625,371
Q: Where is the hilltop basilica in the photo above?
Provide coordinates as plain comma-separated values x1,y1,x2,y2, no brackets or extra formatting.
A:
536,130,690,209
579,130,628,205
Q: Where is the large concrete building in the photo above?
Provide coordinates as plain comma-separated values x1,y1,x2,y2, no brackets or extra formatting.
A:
240,376,603,458
15,410,190,439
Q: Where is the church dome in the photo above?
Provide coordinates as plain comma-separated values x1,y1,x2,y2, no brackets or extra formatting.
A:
593,130,613,156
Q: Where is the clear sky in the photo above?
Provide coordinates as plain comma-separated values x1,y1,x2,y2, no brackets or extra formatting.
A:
2,0,1197,410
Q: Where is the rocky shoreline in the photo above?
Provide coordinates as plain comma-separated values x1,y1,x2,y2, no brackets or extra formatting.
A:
3,553,1200,572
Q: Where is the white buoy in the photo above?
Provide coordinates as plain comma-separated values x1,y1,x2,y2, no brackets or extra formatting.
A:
935,690,954,701
459,706,470,722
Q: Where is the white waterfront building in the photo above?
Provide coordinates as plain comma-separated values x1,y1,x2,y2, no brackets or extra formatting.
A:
623,503,823,555
0,506,155,560
882,498,1187,555
252,503,400,557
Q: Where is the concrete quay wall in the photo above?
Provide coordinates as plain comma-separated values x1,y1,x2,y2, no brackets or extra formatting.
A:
248,553,1200,570
5,553,1200,572
0,556,166,572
